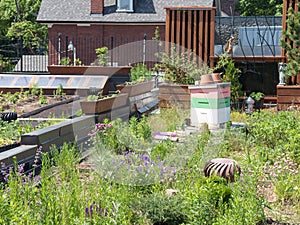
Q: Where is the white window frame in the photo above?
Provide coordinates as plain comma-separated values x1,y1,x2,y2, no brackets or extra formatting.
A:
116,0,134,12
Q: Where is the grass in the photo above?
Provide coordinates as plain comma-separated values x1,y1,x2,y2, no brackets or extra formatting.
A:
0,119,64,146
0,108,299,224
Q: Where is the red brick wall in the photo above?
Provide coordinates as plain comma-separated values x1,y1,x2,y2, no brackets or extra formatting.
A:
91,0,104,14
48,24,165,66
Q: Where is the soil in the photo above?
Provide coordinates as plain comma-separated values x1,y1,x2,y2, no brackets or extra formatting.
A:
1,95,80,118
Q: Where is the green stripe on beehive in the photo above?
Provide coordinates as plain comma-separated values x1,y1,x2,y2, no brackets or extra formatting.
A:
191,97,230,109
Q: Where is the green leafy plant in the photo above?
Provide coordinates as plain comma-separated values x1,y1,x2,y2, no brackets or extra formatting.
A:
155,46,212,84
87,95,99,101
95,46,109,66
250,92,264,101
214,54,242,102
280,3,300,78
60,57,71,66
29,83,42,96
129,63,152,83
132,192,187,224
74,58,83,66
53,84,66,98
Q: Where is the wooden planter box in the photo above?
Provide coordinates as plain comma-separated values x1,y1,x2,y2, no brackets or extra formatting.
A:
80,93,128,114
47,65,131,75
277,85,300,110
158,83,190,108
116,80,155,97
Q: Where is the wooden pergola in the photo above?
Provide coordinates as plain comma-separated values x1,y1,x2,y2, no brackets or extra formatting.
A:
164,3,295,67
165,6,216,67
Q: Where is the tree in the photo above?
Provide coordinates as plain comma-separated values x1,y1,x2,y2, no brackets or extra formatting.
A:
236,0,283,16
280,3,300,77
0,0,47,54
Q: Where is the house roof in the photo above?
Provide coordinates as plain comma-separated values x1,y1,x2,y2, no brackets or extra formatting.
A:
37,0,214,24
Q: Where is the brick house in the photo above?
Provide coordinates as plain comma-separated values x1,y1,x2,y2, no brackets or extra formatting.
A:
37,0,239,66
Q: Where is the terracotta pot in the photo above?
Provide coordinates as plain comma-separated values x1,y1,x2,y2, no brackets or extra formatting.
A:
211,73,222,83
200,74,214,85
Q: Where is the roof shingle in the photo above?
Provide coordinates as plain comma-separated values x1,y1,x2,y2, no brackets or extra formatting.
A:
37,0,214,23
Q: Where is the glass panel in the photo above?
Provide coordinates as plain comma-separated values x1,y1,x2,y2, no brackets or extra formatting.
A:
51,77,69,87
68,77,84,87
15,76,33,86
37,76,53,86
0,76,15,86
86,77,107,87
117,0,132,11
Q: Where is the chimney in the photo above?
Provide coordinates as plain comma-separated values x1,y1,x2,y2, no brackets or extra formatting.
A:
91,0,104,15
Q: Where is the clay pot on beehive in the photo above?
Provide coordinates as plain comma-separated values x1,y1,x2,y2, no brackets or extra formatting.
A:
204,158,241,182
200,74,214,85
211,73,222,83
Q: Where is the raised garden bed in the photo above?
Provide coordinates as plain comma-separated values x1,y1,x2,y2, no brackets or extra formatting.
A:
80,93,128,114
0,118,65,153
116,80,155,97
47,65,131,75
158,83,190,108
0,87,79,117
277,85,300,110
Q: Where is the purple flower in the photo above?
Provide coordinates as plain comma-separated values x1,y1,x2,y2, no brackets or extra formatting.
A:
143,155,150,162
90,204,93,215
17,163,25,175
136,166,143,172
33,146,43,167
144,161,149,168
85,207,90,218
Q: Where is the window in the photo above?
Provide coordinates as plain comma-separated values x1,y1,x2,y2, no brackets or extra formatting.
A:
117,0,133,12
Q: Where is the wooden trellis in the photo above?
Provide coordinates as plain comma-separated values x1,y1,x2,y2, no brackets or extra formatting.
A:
165,6,216,67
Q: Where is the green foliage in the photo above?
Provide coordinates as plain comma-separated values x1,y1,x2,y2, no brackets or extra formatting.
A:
60,57,71,66
0,57,14,72
0,0,47,51
246,110,300,163
155,46,212,84
280,3,300,77
148,105,190,132
29,83,42,96
250,92,264,101
214,178,266,225
2,110,300,224
151,139,176,161
87,94,98,101
90,117,152,154
95,46,109,66
53,84,65,97
38,95,48,105
130,63,152,83
133,192,187,224
236,0,283,16
214,54,242,101
0,119,62,146
182,176,232,224
261,154,300,203
74,58,83,66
